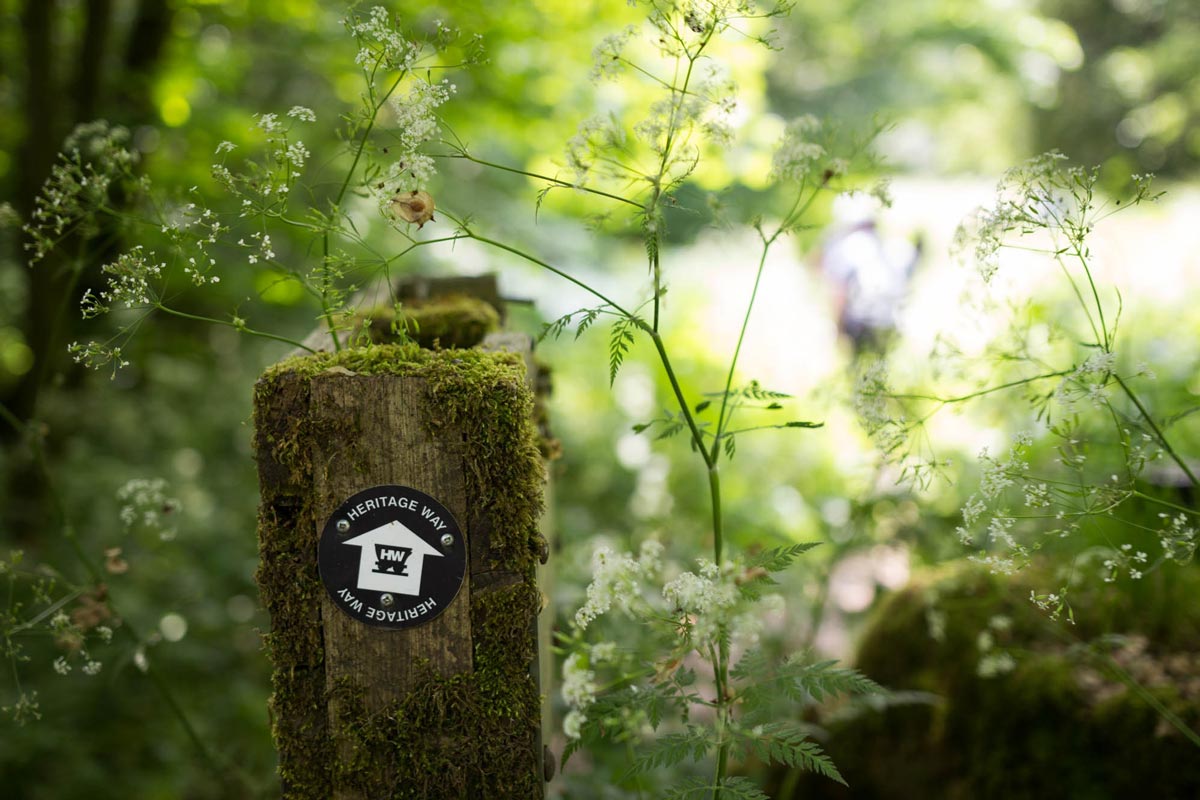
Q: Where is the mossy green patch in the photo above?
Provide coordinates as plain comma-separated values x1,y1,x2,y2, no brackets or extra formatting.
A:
776,563,1200,799
254,340,545,798
346,294,501,350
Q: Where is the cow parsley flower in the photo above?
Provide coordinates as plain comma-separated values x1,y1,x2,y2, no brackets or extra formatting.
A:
286,105,316,122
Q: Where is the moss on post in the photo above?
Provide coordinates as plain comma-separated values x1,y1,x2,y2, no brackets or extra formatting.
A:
254,337,547,799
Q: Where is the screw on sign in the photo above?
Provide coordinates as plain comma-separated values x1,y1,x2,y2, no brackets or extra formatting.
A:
318,485,466,630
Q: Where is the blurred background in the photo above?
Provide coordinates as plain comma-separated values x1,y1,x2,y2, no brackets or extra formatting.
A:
0,1,1197,797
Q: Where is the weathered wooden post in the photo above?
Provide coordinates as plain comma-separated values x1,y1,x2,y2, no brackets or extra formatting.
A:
253,279,550,799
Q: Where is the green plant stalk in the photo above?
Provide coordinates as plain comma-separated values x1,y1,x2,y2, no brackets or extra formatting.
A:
320,66,408,352
711,242,770,460
645,24,713,335
889,369,1074,406
457,226,634,319
460,222,738,790
1130,491,1198,516
1089,645,1200,749
710,181,824,462
699,186,830,795
1114,374,1199,488
155,305,315,352
1069,225,1111,351
445,151,641,208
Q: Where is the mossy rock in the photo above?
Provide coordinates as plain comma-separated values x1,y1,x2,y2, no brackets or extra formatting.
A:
774,564,1200,799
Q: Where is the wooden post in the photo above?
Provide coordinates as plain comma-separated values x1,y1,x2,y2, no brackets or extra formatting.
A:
254,285,549,799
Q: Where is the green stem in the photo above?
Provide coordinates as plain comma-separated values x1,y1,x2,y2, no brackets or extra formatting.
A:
445,151,641,208
1130,491,1198,516
155,305,315,353
452,224,633,319
1114,374,1198,488
711,241,770,463
1070,236,1110,351
889,369,1073,405
647,331,714,471
320,69,408,352
708,467,724,566
1089,644,1200,749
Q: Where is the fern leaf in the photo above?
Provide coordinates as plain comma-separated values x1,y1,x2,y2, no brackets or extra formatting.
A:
744,543,821,573
664,777,769,800
575,307,602,339
626,725,715,776
608,319,636,386
786,658,884,703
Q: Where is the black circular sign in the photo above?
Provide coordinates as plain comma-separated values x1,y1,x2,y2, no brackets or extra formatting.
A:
318,485,466,629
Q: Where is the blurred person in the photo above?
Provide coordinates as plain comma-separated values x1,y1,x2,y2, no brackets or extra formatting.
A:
818,193,922,356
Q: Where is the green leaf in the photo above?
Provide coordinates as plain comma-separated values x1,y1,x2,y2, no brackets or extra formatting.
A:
786,657,884,703
694,399,712,413
665,777,770,800
608,318,637,386
575,307,601,339
625,725,714,777
785,420,824,428
737,722,846,786
745,543,821,573
741,380,791,401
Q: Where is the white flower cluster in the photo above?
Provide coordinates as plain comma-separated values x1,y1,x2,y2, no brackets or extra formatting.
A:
1052,350,1119,413
395,81,454,154
67,341,129,374
574,540,663,629
959,437,1043,561
78,246,165,320
772,115,847,184
560,641,622,740
975,615,1017,678
1029,588,1071,622
1158,513,1197,565
565,114,628,186
287,105,317,123
117,478,180,540
1101,543,1149,583
237,231,276,266
590,25,638,81
851,359,910,461
349,6,419,71
662,557,774,648
25,121,141,262
561,652,597,739
368,79,456,205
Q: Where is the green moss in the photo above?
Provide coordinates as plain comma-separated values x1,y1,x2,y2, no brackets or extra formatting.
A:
346,294,501,350
323,582,544,799
254,339,546,798
778,563,1200,799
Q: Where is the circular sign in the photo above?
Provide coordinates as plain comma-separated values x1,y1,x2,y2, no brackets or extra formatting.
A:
318,485,466,629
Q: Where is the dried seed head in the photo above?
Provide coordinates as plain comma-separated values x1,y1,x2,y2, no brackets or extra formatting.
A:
390,189,435,229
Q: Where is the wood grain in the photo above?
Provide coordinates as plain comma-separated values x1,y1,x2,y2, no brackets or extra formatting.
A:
309,373,473,800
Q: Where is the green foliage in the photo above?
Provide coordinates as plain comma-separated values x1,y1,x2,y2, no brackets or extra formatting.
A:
608,315,640,387
628,725,716,776
780,564,1200,799
4,0,1198,798
666,776,770,799
731,722,844,785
